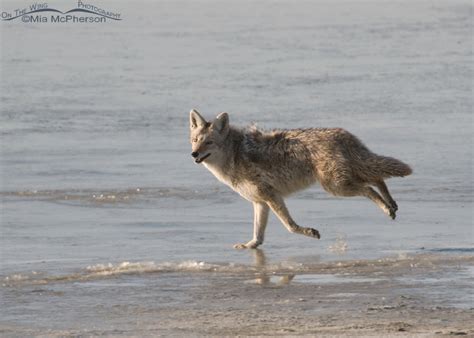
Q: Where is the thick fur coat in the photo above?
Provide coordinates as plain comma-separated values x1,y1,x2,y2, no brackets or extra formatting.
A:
189,109,412,249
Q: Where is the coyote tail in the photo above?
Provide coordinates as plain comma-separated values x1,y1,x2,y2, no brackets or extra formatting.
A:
364,155,413,179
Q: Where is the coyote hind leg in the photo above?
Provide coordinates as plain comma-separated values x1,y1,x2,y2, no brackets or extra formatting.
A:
363,186,396,220
375,180,398,211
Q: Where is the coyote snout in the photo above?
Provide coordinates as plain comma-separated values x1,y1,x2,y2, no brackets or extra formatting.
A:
191,151,210,163
189,109,412,249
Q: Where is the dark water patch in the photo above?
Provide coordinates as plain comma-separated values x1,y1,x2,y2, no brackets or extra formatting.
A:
428,248,474,253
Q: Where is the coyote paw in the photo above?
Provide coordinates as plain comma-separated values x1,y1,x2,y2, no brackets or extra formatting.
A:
233,241,261,249
233,243,248,249
303,227,321,239
388,208,396,220
390,201,398,212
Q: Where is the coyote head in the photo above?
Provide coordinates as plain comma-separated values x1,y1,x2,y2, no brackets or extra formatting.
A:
189,109,229,164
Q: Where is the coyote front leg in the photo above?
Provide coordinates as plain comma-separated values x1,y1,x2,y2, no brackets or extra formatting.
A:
266,195,321,239
234,202,269,249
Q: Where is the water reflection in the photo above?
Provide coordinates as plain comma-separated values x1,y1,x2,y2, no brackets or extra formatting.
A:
249,249,295,286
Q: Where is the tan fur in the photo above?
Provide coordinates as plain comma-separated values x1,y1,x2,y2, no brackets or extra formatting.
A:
189,109,412,249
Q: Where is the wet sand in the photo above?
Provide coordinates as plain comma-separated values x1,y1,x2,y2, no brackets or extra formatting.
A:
2,252,473,337
139,255,474,337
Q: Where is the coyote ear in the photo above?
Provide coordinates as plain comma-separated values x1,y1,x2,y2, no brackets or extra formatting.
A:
189,109,206,129
213,112,229,133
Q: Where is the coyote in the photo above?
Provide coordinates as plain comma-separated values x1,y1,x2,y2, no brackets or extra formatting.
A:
189,109,412,249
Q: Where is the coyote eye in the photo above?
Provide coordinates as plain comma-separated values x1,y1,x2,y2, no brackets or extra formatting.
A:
192,138,197,143
205,141,213,145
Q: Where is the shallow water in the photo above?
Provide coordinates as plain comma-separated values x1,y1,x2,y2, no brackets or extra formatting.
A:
1,0,473,335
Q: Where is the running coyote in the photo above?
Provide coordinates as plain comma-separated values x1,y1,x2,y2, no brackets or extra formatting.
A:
189,109,412,249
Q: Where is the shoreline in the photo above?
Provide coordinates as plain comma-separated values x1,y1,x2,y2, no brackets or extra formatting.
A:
2,252,473,336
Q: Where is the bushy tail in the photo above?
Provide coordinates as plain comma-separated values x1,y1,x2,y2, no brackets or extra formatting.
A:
362,155,412,180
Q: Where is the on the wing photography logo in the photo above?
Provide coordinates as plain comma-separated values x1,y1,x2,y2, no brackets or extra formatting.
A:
1,1,121,23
